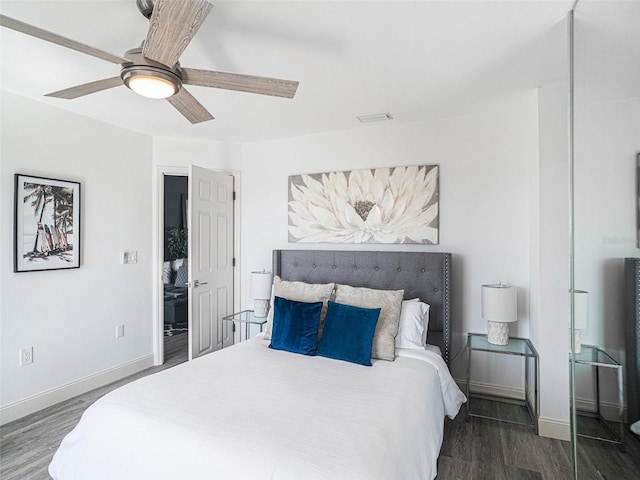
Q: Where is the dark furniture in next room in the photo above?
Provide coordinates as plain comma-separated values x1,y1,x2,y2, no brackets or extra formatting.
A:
624,258,640,433
164,262,188,333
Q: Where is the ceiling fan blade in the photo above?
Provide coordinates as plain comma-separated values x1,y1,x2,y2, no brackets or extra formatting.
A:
0,14,129,65
167,88,214,124
45,77,123,99
182,68,299,99
143,0,213,67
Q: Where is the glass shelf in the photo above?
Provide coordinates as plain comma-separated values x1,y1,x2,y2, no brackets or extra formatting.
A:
222,309,267,326
466,333,539,433
572,345,620,368
222,310,267,343
468,333,538,357
570,344,624,447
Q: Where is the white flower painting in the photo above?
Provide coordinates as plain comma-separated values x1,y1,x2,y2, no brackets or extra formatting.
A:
288,165,439,244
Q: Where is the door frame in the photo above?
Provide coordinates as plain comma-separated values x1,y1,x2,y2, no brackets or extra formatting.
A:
152,164,241,365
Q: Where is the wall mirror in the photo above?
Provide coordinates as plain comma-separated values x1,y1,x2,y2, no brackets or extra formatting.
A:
570,1,640,478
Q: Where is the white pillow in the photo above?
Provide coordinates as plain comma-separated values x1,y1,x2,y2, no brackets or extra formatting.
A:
421,303,431,346
425,344,442,356
162,261,172,284
173,258,186,269
334,284,404,361
263,276,335,341
395,299,430,349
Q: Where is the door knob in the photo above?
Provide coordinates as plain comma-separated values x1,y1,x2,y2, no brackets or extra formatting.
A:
191,279,209,288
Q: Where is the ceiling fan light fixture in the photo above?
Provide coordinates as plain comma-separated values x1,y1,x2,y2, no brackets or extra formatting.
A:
121,66,182,99
128,75,176,99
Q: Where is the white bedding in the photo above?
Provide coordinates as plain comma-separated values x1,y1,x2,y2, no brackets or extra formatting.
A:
49,337,465,480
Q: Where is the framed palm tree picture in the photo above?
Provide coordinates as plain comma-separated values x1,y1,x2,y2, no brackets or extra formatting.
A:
14,174,81,272
288,164,439,244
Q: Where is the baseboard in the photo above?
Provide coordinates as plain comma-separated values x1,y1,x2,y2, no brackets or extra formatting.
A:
575,396,627,423
455,378,525,400
538,416,571,440
0,354,154,426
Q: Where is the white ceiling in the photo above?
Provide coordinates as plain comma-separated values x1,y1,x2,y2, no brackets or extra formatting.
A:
0,1,636,143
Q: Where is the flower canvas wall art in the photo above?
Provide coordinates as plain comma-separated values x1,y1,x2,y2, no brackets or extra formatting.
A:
288,165,439,244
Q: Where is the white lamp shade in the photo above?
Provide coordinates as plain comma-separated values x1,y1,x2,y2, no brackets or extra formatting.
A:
250,271,273,300
574,290,589,330
482,283,517,323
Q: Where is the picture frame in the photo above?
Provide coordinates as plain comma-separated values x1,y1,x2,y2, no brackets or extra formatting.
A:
14,174,81,272
288,164,439,244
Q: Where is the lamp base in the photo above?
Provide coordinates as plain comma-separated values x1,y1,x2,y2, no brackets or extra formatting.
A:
487,321,510,345
573,328,582,354
254,299,270,318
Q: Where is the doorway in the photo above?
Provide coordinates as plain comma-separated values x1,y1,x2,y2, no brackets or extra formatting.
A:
162,174,189,363
153,165,241,366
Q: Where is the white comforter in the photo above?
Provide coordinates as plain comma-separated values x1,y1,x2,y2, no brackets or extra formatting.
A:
49,337,465,480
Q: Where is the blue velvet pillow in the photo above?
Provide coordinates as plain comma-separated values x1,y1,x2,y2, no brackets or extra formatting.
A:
269,296,323,355
317,301,381,366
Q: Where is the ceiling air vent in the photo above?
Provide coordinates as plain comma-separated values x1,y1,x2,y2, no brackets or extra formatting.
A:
357,112,394,123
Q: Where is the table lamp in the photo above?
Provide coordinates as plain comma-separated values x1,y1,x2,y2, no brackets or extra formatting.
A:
573,290,589,354
251,270,273,318
482,282,517,345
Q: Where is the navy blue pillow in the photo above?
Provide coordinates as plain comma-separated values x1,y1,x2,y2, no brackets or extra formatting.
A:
317,301,381,366
269,296,323,355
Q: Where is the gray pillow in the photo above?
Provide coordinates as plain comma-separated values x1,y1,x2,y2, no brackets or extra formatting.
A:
334,285,404,361
174,265,188,288
263,276,335,341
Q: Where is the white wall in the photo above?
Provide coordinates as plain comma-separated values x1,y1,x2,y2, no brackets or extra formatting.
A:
239,97,540,401
152,137,242,171
573,98,640,413
0,92,153,423
533,82,570,439
571,3,640,418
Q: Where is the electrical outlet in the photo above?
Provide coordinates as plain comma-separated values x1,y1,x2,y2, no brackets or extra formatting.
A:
20,347,33,366
116,324,125,338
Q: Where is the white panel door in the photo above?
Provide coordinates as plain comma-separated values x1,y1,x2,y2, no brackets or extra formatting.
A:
188,165,234,360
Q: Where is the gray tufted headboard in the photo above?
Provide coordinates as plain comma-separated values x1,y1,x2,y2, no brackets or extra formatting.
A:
273,250,452,366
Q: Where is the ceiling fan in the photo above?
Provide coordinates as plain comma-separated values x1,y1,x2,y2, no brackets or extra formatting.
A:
0,0,299,124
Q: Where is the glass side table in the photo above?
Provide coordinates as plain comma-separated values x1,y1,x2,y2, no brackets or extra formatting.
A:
571,345,624,448
222,310,267,343
465,333,539,434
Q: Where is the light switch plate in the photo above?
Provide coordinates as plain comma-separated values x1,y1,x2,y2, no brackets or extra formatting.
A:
122,250,138,264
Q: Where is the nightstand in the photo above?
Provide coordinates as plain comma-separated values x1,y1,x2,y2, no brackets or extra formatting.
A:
222,310,267,343
465,333,539,434
572,345,624,448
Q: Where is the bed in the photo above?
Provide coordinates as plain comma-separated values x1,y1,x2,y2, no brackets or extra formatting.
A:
49,250,465,480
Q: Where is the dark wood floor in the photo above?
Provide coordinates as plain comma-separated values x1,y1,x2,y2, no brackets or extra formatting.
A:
1,333,638,480
0,332,189,480
573,416,640,480
437,399,572,480
436,400,640,480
